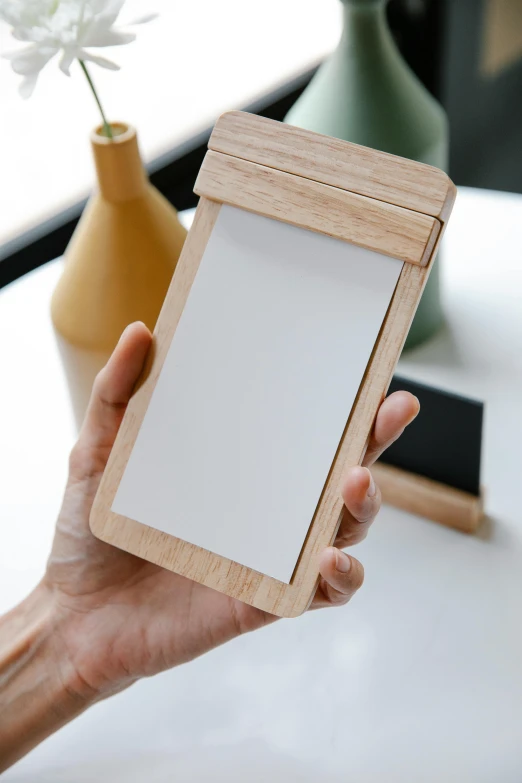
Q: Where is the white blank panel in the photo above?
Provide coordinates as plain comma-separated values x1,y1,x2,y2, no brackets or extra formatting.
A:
112,206,403,583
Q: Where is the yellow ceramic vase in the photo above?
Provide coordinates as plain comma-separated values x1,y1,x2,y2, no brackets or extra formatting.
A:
51,123,187,428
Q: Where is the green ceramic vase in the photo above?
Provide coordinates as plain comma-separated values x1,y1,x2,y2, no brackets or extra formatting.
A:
285,0,449,349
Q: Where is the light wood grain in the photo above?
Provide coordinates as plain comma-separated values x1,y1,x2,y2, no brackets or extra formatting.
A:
209,112,457,222
195,151,439,267
90,113,456,618
372,462,484,534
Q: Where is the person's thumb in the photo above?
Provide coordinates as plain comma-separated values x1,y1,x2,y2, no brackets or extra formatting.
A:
77,322,152,459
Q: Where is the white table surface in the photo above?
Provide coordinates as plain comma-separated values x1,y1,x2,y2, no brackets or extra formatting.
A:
2,187,522,782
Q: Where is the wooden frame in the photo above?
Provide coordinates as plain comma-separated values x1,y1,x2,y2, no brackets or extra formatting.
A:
90,112,456,618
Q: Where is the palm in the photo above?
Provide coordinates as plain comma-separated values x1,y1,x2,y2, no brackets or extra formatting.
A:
47,467,272,691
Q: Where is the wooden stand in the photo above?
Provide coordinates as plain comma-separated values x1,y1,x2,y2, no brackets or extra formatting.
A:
372,462,484,534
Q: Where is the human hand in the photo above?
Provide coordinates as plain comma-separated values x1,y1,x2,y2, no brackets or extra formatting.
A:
0,322,419,770
39,323,418,702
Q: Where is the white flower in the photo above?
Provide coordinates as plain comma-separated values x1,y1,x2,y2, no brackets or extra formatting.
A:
0,0,155,97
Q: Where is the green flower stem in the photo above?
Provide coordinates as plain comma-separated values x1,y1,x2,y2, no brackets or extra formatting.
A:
79,60,113,139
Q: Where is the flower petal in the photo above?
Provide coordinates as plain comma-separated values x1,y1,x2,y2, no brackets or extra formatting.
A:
4,45,57,76
59,48,76,76
79,50,120,71
19,72,39,99
0,3,22,27
128,13,159,25
2,47,26,60
11,28,35,43
11,27,49,44
90,0,126,27
80,26,136,47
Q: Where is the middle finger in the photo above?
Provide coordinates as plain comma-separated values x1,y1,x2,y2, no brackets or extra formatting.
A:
333,466,381,548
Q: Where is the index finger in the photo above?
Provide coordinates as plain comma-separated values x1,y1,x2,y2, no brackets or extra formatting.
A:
363,390,420,467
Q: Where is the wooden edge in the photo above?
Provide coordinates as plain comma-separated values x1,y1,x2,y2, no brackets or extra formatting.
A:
195,151,438,267
438,179,458,225
209,111,456,222
372,462,484,534
420,218,442,268
90,199,287,615
287,189,456,613
283,261,434,617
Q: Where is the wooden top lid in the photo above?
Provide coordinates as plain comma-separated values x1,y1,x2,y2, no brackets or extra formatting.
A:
209,112,456,222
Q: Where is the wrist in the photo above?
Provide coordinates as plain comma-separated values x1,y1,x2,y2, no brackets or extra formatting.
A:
0,583,95,772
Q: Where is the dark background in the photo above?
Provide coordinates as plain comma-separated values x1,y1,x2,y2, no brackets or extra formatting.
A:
2,0,521,286
382,376,484,495
388,0,522,193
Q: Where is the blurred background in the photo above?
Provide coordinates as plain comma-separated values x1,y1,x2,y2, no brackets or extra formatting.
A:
2,0,522,279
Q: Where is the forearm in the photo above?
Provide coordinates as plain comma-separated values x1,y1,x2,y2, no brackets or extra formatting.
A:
0,584,91,773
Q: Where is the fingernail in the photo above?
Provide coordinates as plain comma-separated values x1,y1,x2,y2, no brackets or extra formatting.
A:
367,471,376,497
336,551,351,573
